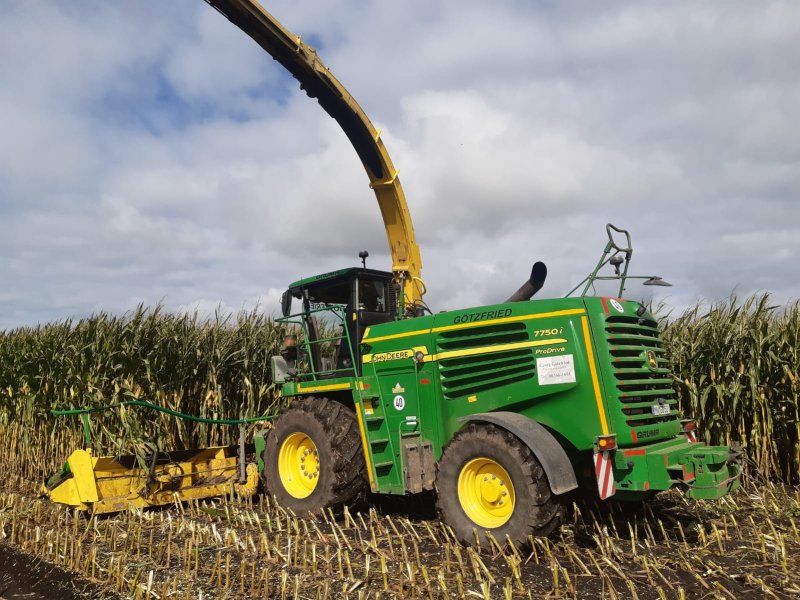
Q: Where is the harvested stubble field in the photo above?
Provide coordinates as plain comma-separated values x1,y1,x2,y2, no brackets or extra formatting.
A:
0,424,798,598
0,293,798,598
0,460,798,598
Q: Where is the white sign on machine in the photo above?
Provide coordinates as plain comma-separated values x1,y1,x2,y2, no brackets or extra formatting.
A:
536,354,576,385
392,382,405,410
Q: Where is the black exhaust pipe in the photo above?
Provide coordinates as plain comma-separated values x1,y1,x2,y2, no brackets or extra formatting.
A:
506,262,547,302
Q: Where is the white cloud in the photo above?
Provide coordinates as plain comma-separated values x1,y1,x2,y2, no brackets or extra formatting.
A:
0,0,798,329
162,7,281,102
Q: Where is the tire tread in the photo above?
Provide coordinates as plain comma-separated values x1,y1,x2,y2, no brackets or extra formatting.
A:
436,423,564,546
264,396,367,513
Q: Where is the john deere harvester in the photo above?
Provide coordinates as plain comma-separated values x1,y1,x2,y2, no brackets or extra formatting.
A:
259,226,741,545
45,0,741,546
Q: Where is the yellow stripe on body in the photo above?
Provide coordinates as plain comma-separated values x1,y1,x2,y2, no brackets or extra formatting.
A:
296,382,351,393
353,401,376,489
363,329,430,344
363,339,567,364
362,345,428,364
362,349,413,364
435,338,568,361
431,308,586,334
362,308,586,344
580,316,609,435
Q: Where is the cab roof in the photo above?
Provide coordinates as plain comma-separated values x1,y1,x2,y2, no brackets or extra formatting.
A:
288,267,392,294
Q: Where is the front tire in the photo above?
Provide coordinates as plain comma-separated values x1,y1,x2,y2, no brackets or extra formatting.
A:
264,396,367,514
436,423,564,546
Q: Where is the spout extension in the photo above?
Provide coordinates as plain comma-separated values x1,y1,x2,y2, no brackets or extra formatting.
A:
506,261,547,302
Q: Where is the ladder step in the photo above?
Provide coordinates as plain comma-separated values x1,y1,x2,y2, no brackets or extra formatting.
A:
370,438,389,446
373,461,394,471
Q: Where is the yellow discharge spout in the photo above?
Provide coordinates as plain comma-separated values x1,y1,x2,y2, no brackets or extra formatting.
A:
205,0,425,308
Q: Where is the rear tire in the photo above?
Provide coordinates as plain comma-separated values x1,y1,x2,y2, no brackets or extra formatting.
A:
436,423,564,547
264,396,367,514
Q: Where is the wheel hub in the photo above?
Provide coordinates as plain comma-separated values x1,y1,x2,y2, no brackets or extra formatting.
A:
278,432,320,498
479,475,505,503
457,458,515,529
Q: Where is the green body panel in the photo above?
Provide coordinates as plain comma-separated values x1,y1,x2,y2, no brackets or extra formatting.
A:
280,295,740,500
362,298,599,463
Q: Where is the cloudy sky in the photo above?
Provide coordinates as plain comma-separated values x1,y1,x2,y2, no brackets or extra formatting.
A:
1,0,798,329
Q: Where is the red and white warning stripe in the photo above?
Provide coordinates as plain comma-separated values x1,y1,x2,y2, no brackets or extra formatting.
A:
687,430,698,443
594,450,616,500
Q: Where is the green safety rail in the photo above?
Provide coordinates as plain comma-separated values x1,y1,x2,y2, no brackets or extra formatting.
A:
52,400,274,447
277,304,356,380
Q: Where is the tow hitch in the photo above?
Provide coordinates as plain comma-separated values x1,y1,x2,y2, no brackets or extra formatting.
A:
684,442,742,500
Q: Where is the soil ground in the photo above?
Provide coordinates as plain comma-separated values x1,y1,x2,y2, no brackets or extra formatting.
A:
0,542,117,600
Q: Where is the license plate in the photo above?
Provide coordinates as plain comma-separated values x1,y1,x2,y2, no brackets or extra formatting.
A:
651,404,670,416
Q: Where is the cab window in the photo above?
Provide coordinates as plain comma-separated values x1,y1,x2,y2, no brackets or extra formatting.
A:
357,278,387,312
308,280,351,307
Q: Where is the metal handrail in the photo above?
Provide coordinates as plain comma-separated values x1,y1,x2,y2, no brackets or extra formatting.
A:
277,304,357,380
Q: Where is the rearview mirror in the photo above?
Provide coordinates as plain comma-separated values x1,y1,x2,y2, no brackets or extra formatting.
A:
280,290,292,317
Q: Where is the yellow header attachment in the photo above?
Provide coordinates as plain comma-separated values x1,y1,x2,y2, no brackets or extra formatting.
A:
205,0,425,307
43,447,258,514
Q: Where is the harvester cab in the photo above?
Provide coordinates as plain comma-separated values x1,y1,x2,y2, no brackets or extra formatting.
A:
272,267,397,383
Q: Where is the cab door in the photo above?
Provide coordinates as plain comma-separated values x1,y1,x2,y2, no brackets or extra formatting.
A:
353,276,393,373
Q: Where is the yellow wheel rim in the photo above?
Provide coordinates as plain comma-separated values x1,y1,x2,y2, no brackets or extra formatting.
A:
457,457,515,529
278,432,320,499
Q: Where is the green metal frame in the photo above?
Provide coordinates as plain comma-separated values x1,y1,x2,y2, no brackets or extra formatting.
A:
277,304,357,380
566,223,660,298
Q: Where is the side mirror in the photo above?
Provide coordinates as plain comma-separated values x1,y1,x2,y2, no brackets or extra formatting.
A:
280,290,292,317
643,276,672,287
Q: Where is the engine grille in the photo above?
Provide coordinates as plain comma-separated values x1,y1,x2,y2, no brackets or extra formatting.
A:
605,315,678,428
437,322,534,400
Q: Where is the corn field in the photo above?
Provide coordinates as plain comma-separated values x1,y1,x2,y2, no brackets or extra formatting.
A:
0,305,285,460
660,294,800,484
0,293,798,484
